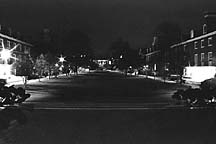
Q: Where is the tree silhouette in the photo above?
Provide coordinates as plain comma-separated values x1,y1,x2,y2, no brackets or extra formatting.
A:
61,30,92,57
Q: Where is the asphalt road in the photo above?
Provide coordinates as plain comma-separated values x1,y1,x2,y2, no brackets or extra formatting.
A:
2,71,216,144
23,70,185,107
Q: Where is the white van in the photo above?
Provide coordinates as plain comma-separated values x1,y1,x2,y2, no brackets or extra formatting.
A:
183,66,216,83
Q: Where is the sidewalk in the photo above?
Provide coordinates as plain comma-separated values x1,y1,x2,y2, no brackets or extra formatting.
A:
137,74,200,88
109,70,200,88
5,74,66,87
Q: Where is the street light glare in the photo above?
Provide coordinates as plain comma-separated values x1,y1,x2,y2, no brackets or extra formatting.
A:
59,57,65,62
58,55,66,63
1,49,11,61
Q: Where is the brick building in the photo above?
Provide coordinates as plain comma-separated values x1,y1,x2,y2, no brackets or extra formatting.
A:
0,32,33,76
170,12,216,74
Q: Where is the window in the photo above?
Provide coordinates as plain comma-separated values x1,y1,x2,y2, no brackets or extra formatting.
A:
208,52,213,66
146,56,149,62
201,53,205,66
24,47,30,54
12,54,16,62
18,55,22,62
7,41,10,49
183,45,187,52
0,39,3,48
208,37,213,46
13,42,16,48
20,44,22,52
201,39,205,48
194,54,198,66
203,24,207,34
194,41,198,49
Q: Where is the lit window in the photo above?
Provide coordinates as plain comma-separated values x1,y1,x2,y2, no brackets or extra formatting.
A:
194,41,198,49
201,39,205,48
208,37,213,46
208,52,213,66
201,53,205,66
203,24,207,34
194,54,198,66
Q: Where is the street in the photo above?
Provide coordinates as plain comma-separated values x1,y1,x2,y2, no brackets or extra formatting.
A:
24,70,183,106
1,70,216,144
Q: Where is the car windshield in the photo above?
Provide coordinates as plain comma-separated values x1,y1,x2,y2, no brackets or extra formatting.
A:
0,0,216,144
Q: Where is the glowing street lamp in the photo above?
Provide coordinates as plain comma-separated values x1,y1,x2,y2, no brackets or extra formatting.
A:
1,49,11,62
58,55,66,63
0,41,19,63
0,41,19,76
55,63,59,67
58,55,66,73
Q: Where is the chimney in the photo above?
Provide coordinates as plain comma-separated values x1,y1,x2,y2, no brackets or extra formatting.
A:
190,29,194,38
203,11,216,32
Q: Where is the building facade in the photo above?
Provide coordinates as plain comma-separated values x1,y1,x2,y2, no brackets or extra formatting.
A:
0,32,33,76
170,12,216,74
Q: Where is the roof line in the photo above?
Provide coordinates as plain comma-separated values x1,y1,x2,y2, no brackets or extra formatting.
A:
145,50,160,56
170,30,216,48
0,33,33,47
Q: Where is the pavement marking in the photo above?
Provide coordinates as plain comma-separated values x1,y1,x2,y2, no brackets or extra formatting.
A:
30,105,216,110
33,107,179,110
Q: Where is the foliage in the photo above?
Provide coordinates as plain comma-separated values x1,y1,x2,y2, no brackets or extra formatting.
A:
13,55,34,76
61,29,92,57
110,38,142,70
34,54,48,77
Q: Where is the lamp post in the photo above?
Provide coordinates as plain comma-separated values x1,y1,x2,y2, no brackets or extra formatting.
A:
1,49,11,64
58,55,66,74
0,43,20,83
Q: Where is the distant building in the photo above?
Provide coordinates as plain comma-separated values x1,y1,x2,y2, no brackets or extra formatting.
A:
144,36,165,74
93,59,109,67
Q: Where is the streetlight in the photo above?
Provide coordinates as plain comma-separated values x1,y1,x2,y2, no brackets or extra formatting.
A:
1,49,11,63
58,55,66,65
0,41,19,76
58,55,66,73
59,55,65,63
55,63,59,67
0,42,19,63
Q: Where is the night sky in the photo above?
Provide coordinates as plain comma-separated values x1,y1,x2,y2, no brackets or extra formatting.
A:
0,0,215,56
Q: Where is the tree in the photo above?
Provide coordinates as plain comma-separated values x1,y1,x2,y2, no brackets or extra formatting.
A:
110,38,130,59
153,21,182,74
60,30,92,57
13,55,34,77
34,54,48,81
44,52,57,78
110,38,142,72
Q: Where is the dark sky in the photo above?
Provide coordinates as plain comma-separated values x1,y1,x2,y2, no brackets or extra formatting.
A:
0,0,215,56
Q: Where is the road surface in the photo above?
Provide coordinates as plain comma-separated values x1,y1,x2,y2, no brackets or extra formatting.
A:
24,70,184,106
1,70,216,144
